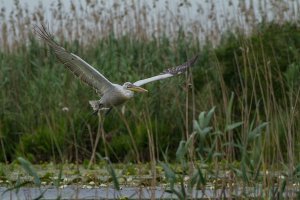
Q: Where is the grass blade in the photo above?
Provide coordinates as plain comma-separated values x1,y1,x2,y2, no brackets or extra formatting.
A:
17,157,41,187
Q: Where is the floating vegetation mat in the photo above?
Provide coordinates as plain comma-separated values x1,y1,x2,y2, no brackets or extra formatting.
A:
0,162,299,199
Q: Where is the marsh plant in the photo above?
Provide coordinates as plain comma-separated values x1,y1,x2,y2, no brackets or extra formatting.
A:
0,0,300,198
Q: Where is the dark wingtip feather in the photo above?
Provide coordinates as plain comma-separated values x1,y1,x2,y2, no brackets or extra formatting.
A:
162,55,198,75
33,24,59,48
187,55,199,66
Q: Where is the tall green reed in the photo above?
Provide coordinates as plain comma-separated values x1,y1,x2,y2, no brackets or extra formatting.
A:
0,0,300,176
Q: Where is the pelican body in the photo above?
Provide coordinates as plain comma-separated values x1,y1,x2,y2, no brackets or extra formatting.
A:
34,25,198,113
89,82,146,111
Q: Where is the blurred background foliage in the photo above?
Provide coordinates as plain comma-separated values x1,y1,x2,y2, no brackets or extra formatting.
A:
0,0,300,168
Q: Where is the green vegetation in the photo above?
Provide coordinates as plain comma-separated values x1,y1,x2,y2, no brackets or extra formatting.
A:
0,156,299,199
2,22,300,165
1,0,300,198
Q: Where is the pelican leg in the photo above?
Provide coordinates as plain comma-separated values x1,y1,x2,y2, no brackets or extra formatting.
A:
92,107,112,116
105,107,113,115
92,110,99,115
89,100,102,111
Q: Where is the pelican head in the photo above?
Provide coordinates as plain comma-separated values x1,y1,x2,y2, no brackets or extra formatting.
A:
123,82,148,93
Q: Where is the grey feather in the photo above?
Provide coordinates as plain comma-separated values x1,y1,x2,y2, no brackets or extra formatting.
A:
161,55,198,75
34,25,114,94
134,55,198,86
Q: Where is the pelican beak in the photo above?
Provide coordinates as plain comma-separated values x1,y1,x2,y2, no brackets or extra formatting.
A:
128,85,148,93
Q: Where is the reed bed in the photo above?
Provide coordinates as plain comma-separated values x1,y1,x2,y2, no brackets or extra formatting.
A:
0,0,300,198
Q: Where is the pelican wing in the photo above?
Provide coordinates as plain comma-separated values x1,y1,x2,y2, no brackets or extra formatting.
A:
34,25,114,94
133,55,198,86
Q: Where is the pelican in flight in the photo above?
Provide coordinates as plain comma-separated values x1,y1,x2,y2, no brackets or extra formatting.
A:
34,25,198,113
